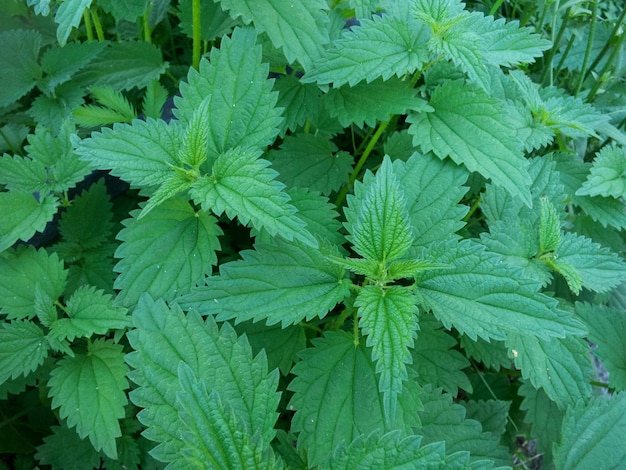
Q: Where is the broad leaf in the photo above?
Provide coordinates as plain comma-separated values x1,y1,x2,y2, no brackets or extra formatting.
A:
0,320,48,385
177,238,351,327
464,400,510,438
268,133,353,196
190,147,316,247
217,0,329,71
35,425,103,470
273,75,322,134
0,192,59,253
49,286,129,342
39,41,105,93
0,29,42,107
413,239,586,341
288,331,421,467
0,246,67,320
506,333,592,408
48,339,129,459
355,285,418,422
114,196,222,307
303,11,430,86
174,26,283,155
554,392,626,469
54,0,91,46
126,296,280,464
577,144,626,199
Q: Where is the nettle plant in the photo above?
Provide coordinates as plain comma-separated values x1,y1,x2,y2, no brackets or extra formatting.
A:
2,0,626,468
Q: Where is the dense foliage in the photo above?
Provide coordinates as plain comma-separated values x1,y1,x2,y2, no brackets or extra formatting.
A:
2,0,626,468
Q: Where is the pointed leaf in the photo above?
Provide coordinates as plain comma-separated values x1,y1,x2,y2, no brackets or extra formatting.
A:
273,75,322,134
577,144,626,199
126,296,280,464
356,285,418,421
0,320,48,385
174,26,282,154
54,0,92,46
408,79,531,205
190,147,316,247
0,192,59,253
35,425,103,470
177,238,351,327
39,40,105,93
413,240,586,341
539,197,561,253
216,0,329,71
0,29,42,107
114,196,222,307
284,188,344,248
48,339,129,459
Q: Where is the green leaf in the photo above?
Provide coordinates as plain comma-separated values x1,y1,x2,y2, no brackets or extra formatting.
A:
324,77,428,128
408,79,532,206
76,118,182,188
346,156,414,264
174,26,283,155
577,144,626,199
393,152,469,247
177,238,350,327
268,133,353,196
273,75,322,134
0,29,42,107
0,192,59,253
303,12,429,86
355,285,418,422
216,0,329,71
554,392,626,469
190,147,316,247
464,400,510,438
0,320,48,385
459,335,511,371
556,231,626,294
141,79,168,120
48,339,129,459
35,425,103,470
417,385,512,466
138,170,195,219
539,197,561,253
506,333,592,408
0,246,67,320
288,331,421,467
114,196,222,307
322,431,446,469
576,302,626,391
176,364,282,469
178,96,210,169
74,86,137,127
126,296,280,464
39,41,105,94
74,41,166,91
54,0,91,46
49,286,129,342
177,0,238,42
411,314,471,394
413,239,586,341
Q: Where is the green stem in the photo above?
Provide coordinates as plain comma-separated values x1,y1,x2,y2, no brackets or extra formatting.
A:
574,0,598,97
90,8,105,42
335,120,389,207
352,308,359,346
462,195,482,223
192,0,202,70
584,6,626,83
82,8,94,41
488,0,505,17
142,5,152,43
540,7,569,85
586,28,626,102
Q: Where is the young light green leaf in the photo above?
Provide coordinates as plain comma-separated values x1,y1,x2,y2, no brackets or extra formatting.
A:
190,147,316,247
174,26,282,155
0,320,48,385
0,29,42,107
576,302,626,391
556,231,626,293
288,331,421,467
176,365,282,469
554,392,626,469
177,238,351,327
141,79,168,120
178,96,210,169
49,285,129,342
0,246,67,320
48,339,129,459
346,156,414,264
577,144,626,199
408,79,532,206
74,86,137,127
506,333,592,408
0,192,59,253
216,0,329,71
413,239,586,342
138,170,195,219
114,196,222,307
539,197,561,254
303,12,429,86
411,314,471,394
75,118,183,188
268,133,353,196
355,285,418,422
54,0,91,46
323,77,429,128
322,431,446,470
417,385,512,466
126,296,280,464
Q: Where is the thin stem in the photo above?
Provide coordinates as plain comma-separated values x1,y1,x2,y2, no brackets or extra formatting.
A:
192,0,202,70
90,8,105,42
540,7,569,85
352,308,359,346
462,195,482,223
82,8,94,41
586,28,626,102
335,120,389,207
574,0,598,97
584,6,626,82
489,0,505,17
142,6,152,43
